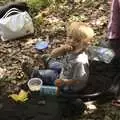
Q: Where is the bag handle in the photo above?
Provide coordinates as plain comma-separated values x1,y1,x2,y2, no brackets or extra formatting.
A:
2,8,21,18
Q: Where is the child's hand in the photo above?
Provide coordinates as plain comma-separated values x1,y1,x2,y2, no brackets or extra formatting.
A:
60,44,73,51
55,79,81,87
55,79,64,87
51,45,73,58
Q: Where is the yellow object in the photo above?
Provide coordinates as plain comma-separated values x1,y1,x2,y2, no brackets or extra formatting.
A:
9,90,28,102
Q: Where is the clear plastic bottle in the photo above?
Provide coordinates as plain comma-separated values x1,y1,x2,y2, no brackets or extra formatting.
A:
42,55,63,74
31,69,58,85
48,60,63,74
88,46,115,63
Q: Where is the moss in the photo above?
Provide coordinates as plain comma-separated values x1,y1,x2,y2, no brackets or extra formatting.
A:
27,0,50,15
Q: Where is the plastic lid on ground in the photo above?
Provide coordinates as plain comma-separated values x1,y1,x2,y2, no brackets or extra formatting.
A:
35,40,48,51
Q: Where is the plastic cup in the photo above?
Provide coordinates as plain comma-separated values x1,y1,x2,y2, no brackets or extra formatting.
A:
27,78,43,91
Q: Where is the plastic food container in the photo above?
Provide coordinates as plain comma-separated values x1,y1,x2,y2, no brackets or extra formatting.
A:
27,78,43,91
35,40,48,51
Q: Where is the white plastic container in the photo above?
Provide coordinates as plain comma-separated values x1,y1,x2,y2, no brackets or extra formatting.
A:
27,78,43,91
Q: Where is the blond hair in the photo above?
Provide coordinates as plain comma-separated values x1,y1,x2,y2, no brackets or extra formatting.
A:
67,22,94,40
67,22,94,52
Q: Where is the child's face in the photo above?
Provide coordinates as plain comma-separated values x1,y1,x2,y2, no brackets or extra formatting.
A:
67,34,81,45
67,36,90,47
66,36,92,54
66,22,94,52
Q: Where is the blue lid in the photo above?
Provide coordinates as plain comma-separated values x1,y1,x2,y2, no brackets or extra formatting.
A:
35,41,48,50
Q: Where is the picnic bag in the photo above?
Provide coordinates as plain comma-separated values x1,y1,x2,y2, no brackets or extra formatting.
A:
0,8,34,41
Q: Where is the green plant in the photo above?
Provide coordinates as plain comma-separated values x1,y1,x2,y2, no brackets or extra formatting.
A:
27,0,50,14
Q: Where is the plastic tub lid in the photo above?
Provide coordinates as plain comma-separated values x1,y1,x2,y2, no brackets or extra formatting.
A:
35,40,48,50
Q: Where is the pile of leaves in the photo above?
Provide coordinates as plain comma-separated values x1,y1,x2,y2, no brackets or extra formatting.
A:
0,0,110,80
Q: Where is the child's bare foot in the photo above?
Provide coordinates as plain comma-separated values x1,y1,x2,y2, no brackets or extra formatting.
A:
21,61,33,77
112,100,120,107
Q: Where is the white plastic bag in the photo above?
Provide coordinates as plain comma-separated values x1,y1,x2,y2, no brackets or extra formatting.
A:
0,8,34,41
88,46,115,63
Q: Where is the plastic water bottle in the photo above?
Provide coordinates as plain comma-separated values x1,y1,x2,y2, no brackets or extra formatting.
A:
40,85,58,96
31,69,58,85
41,55,63,74
48,61,63,74
39,70,58,85
88,46,115,63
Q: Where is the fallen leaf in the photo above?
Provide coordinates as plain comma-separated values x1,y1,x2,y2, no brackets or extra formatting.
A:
0,67,6,79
